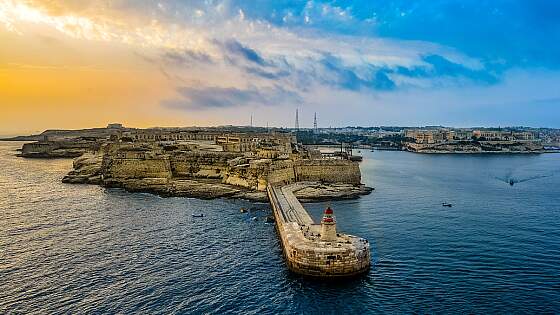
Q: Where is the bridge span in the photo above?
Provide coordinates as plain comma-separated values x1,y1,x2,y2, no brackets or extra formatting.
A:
267,184,370,277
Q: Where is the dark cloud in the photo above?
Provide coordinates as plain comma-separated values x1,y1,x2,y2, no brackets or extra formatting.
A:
162,50,213,65
244,66,291,80
317,54,396,91
372,55,499,86
373,70,396,90
422,55,498,84
163,85,302,109
213,39,297,81
222,39,267,66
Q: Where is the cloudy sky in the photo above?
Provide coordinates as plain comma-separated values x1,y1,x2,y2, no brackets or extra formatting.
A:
1,0,560,134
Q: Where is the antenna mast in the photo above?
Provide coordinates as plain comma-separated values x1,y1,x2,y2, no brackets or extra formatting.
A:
295,108,300,131
313,112,318,133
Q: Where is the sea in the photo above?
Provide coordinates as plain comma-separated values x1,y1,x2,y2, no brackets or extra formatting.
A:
1,141,559,314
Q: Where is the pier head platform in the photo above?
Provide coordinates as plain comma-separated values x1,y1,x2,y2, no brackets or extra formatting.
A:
267,183,370,277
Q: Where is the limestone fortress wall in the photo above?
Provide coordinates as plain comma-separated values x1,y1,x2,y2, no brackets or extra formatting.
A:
294,160,361,185
97,143,362,192
170,151,240,178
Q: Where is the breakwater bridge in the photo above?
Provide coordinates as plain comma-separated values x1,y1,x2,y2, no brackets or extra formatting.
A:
267,184,370,277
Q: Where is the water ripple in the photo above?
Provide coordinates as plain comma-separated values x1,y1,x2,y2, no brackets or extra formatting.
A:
1,142,560,313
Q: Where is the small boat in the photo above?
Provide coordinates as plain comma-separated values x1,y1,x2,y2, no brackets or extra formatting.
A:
192,213,204,218
240,208,248,213
442,203,452,207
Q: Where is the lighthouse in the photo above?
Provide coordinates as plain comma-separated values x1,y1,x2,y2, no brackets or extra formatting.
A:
320,206,337,241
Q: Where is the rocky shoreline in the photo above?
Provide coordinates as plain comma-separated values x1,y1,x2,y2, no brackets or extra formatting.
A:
62,153,373,202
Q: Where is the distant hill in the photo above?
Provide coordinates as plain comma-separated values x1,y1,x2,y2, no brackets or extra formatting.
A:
1,127,130,141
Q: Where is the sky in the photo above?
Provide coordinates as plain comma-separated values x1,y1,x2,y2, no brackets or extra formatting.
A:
1,0,560,135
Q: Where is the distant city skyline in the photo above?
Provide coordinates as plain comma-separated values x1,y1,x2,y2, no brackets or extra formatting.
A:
3,121,559,139
1,1,560,134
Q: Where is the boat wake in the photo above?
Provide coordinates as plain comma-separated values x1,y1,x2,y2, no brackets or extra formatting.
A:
494,173,554,186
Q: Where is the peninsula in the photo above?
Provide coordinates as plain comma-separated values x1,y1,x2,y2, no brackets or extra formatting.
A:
12,124,372,202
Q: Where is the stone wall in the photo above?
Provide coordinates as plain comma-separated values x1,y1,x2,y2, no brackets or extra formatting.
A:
97,143,363,192
223,159,270,190
267,160,296,185
104,157,171,180
294,160,361,185
170,151,240,178
284,232,370,277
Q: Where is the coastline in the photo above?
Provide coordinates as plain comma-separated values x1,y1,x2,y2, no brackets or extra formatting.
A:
64,176,374,203
60,151,373,203
405,150,558,154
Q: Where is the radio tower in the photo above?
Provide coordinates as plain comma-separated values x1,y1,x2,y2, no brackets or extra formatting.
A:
313,112,318,133
295,108,299,131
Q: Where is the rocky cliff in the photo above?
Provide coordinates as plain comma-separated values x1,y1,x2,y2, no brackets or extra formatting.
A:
19,140,100,158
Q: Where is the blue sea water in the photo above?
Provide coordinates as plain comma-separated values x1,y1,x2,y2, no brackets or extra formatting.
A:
1,141,559,314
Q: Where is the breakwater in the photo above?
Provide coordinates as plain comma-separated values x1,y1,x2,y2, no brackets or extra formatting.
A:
267,184,370,277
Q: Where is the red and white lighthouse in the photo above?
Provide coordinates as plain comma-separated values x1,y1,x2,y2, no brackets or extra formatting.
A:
320,206,337,241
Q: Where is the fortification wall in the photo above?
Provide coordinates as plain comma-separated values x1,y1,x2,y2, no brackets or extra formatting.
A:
170,152,239,178
223,159,270,190
105,157,171,179
98,146,363,192
267,160,296,185
294,160,361,184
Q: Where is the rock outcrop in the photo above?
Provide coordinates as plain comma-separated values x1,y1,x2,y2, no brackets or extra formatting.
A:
292,182,374,202
19,140,100,158
62,153,103,184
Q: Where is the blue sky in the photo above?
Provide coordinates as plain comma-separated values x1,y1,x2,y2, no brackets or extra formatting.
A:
1,0,560,132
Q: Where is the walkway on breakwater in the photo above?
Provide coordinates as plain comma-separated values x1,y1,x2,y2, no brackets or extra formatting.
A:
271,183,314,226
267,184,371,277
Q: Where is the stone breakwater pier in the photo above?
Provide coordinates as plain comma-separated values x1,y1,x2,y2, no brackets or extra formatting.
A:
267,184,370,277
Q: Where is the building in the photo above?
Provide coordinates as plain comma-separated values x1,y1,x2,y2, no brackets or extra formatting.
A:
406,128,536,144
472,130,536,141
107,123,124,129
217,132,293,154
126,129,218,142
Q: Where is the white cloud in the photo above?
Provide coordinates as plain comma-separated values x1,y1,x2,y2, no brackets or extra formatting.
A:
4,0,538,127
